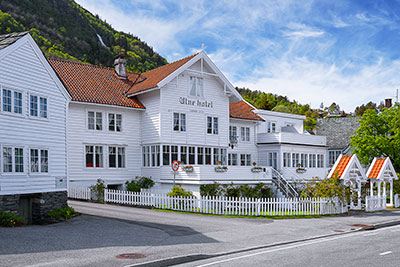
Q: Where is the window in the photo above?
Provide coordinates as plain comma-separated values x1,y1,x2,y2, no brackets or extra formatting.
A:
328,150,341,166
108,113,122,132
2,147,13,173
283,153,290,167
221,149,227,165
151,146,156,167
163,145,170,165
155,146,160,167
118,147,126,168
88,111,102,130
309,154,316,168
292,153,300,167
2,89,11,112
85,145,103,168
189,147,195,165
197,147,204,165
301,154,307,168
229,126,237,141
213,148,220,165
240,154,251,166
205,148,211,165
317,154,324,168
173,113,186,132
40,150,48,173
171,145,178,162
14,92,22,114
30,95,38,116
267,121,276,133
228,153,238,166
241,127,250,141
180,146,187,164
109,147,117,168
39,97,47,118
268,152,277,169
189,76,204,97
30,149,39,172
207,116,218,135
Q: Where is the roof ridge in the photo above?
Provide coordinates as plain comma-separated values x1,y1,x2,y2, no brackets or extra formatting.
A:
47,57,119,72
141,52,199,74
0,31,29,38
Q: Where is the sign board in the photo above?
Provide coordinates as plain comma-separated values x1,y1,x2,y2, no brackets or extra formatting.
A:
171,160,180,172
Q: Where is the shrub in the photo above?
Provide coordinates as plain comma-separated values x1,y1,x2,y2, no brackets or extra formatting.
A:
0,211,24,227
200,182,224,197
167,185,194,198
125,176,154,192
201,183,272,198
300,176,350,203
89,178,106,201
47,206,78,221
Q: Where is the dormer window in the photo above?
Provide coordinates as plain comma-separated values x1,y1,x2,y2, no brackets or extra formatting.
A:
189,76,204,97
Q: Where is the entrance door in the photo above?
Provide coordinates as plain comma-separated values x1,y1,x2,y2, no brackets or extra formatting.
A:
18,196,32,224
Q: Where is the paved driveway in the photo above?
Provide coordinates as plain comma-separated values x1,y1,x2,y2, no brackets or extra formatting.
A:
1,200,399,267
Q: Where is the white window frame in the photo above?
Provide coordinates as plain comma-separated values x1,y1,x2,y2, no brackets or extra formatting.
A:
1,86,25,116
173,112,186,132
108,113,123,132
1,146,25,175
87,111,103,131
108,146,126,168
240,127,250,142
29,147,49,174
189,76,204,98
267,121,276,133
207,116,218,135
29,93,48,119
84,145,104,169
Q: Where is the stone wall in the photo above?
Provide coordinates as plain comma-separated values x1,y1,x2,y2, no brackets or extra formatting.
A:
0,190,67,224
316,117,360,149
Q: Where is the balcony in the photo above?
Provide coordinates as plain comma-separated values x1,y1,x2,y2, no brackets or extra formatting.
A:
257,132,326,147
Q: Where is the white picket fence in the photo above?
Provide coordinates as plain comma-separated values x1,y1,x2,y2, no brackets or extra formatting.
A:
365,196,386,212
104,189,348,216
395,194,399,208
68,186,92,200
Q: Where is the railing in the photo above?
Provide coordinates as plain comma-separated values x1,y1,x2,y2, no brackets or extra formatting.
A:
365,196,386,212
104,189,347,216
271,168,299,198
68,186,92,200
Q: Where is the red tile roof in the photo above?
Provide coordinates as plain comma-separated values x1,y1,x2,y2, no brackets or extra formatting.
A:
368,158,386,178
125,53,198,96
48,58,145,109
230,101,264,121
333,155,352,178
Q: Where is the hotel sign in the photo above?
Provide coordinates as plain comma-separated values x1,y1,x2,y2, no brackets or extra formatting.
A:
179,97,213,108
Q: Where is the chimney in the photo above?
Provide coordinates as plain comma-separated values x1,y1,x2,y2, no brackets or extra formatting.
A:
385,98,392,108
114,54,127,79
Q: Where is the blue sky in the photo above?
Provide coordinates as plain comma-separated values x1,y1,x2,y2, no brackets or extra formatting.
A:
76,0,400,111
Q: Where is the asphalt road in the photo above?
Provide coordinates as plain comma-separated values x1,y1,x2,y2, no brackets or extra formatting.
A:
1,200,400,267
183,224,400,267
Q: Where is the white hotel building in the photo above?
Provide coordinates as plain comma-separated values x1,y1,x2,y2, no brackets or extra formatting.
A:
49,49,328,196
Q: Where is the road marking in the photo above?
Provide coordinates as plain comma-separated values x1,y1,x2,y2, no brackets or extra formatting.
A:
379,251,392,256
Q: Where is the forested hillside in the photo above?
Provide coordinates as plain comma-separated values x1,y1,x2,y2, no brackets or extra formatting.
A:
0,0,167,73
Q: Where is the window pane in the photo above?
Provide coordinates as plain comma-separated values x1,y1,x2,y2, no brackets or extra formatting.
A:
14,92,22,114
85,146,94,168
197,77,204,97
88,112,95,130
30,149,39,172
213,117,218,134
163,145,170,166
232,154,238,166
205,148,211,165
156,145,160,166
30,95,38,116
197,147,204,165
246,154,252,166
240,154,246,166
3,147,12,172
14,148,24,173
96,112,102,130
142,147,146,167
151,146,156,167
241,127,245,141
171,146,178,162
189,147,195,165
180,113,186,132
189,76,197,96
40,97,47,118
95,146,103,167
3,89,11,112
173,113,179,131
40,150,48,173
108,113,115,131
118,147,125,168
246,127,250,141
207,117,212,134
180,146,187,164
116,114,122,132
221,149,227,165
213,148,219,165
109,146,116,168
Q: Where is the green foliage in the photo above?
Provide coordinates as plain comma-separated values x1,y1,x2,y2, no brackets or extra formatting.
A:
0,0,167,72
300,176,350,203
393,174,400,195
0,211,24,227
89,178,106,201
200,182,272,198
47,206,77,221
350,105,400,172
167,185,194,198
237,87,321,130
125,176,154,192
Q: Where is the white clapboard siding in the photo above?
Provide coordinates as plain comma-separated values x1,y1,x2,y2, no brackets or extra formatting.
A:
67,103,142,187
104,189,348,216
0,35,69,195
137,90,161,144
